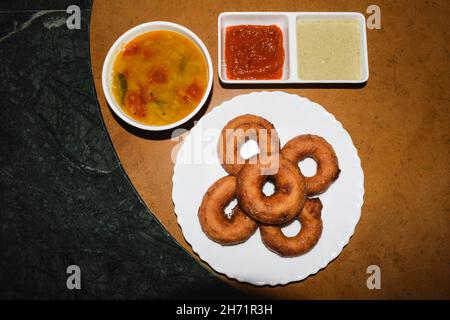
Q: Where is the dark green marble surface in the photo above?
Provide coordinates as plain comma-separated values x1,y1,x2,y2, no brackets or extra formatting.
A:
0,0,245,299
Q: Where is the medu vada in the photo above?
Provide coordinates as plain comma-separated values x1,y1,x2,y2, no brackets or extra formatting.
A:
281,134,340,196
236,155,306,225
218,114,280,176
260,198,323,257
198,175,258,245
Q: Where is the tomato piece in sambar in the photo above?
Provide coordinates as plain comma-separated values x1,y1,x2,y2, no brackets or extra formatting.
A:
225,25,284,80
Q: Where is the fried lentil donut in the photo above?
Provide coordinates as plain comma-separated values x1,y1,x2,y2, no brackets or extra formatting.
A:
236,155,306,225
281,134,340,196
260,198,323,257
198,175,258,245
218,114,280,176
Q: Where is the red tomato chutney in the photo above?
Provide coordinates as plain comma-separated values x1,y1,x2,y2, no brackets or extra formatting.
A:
225,25,285,80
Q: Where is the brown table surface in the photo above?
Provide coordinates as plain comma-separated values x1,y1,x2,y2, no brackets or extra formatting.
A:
90,0,450,299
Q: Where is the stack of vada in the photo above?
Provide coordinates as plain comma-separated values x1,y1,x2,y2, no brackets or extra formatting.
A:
198,114,340,257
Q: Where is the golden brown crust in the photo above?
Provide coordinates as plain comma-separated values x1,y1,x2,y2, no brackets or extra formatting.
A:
218,114,280,176
281,134,340,196
198,175,258,245
260,198,323,257
236,155,307,225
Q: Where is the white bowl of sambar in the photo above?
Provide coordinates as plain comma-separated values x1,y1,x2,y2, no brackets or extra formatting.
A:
102,21,213,131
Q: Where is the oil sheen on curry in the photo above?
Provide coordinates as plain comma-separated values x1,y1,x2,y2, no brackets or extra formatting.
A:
112,30,208,126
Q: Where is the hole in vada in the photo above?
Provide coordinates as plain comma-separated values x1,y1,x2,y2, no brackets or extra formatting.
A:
262,180,275,196
299,157,317,177
281,220,302,237
224,198,238,219
239,139,260,160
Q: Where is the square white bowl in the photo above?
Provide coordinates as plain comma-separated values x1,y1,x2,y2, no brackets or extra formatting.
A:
218,12,291,84
295,12,369,84
218,12,369,84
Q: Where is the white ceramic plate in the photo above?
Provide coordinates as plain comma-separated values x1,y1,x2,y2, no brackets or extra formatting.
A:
172,92,364,286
